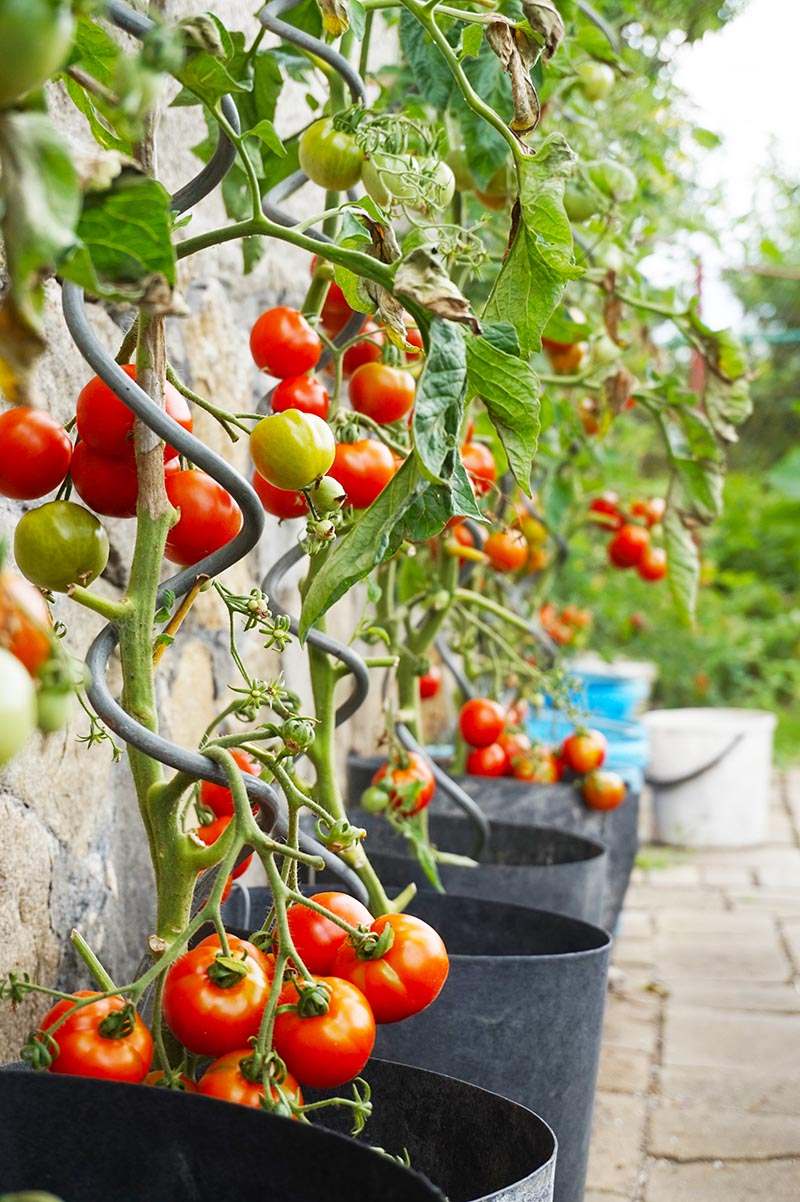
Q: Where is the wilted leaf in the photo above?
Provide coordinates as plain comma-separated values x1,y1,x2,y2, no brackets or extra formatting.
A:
317,0,350,36
485,20,540,134
704,375,752,443
522,1,565,57
603,365,635,414
685,298,748,382
395,247,480,332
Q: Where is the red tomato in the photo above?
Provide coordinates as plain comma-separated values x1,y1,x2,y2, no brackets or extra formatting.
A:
583,769,626,811
349,362,415,425
512,747,561,783
199,748,259,818
343,321,384,376
561,604,592,630
461,441,496,495
76,365,191,462
372,750,435,815
328,440,396,509
333,913,449,1024
164,470,243,566
162,939,271,1058
467,742,509,776
561,729,607,774
541,336,573,354
0,569,52,676
484,529,528,572
70,441,139,518
271,374,330,420
637,545,667,581
459,697,506,748
545,342,586,374
198,1049,303,1110
631,497,666,527
287,892,373,976
404,323,424,360
419,665,442,700
608,524,649,569
273,975,375,1088
0,408,72,500
194,817,253,879
450,521,474,551
250,307,322,378
253,472,309,520
39,991,153,1083
588,492,623,529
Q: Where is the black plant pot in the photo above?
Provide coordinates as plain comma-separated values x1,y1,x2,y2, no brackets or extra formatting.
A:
225,889,610,1202
1,1059,556,1202
348,754,617,926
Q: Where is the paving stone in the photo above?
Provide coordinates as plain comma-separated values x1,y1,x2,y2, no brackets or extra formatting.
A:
653,909,773,935
659,1063,800,1115
624,885,726,911
597,1044,651,1095
664,979,800,1014
728,888,800,917
603,995,660,1056
767,812,796,846
617,910,653,939
663,1005,800,1072
699,863,756,886
653,926,789,982
642,863,702,886
780,919,800,969
645,1158,800,1202
649,1104,800,1160
586,1092,646,1197
585,1193,630,1201
612,936,655,970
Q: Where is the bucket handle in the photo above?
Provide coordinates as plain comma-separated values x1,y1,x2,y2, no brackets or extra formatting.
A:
645,731,745,789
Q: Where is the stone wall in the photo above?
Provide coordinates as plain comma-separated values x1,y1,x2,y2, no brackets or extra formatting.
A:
0,2,383,1059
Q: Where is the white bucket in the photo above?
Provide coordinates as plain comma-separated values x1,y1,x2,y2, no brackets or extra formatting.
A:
643,708,776,848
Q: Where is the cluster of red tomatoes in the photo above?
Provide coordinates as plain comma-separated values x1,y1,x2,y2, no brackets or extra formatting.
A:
458,699,626,810
589,492,667,582
37,891,449,1109
539,602,592,648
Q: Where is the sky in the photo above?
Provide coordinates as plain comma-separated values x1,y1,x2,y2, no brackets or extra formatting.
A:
666,0,800,326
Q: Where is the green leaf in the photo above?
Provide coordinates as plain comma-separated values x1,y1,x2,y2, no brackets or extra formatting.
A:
691,126,722,149
412,319,468,482
704,376,752,443
664,508,699,625
246,118,286,157
68,16,120,88
483,134,582,356
767,448,800,500
173,52,246,107
63,171,176,301
299,458,423,637
466,328,540,493
460,24,483,60
399,11,454,110
542,305,591,345
349,0,367,40
64,76,132,155
0,111,81,330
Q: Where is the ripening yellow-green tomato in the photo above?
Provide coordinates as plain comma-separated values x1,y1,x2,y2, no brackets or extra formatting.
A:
250,410,336,491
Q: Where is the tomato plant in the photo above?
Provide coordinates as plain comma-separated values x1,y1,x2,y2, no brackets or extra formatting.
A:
328,439,396,508
287,892,373,976
484,529,528,573
272,374,330,420
0,569,52,676
200,748,259,817
250,307,322,378
250,410,335,491
14,501,109,592
583,770,626,811
253,472,309,520
162,940,272,1058
76,365,191,462
0,408,71,500
198,1049,303,1110
459,698,505,748
466,742,509,777
70,441,139,518
608,524,650,569
299,118,363,191
561,730,607,775
418,665,441,700
371,750,436,815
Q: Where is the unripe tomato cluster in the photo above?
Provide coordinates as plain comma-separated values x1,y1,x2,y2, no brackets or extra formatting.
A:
35,894,449,1109
589,492,668,582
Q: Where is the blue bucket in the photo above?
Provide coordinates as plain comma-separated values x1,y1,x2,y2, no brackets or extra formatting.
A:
567,669,650,723
526,711,649,793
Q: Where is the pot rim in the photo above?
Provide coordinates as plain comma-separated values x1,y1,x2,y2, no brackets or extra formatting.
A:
358,819,607,863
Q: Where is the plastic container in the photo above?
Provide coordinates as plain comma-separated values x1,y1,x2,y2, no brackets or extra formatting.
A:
644,707,776,847
561,657,657,722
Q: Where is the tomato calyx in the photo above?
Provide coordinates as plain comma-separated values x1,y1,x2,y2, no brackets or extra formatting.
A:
97,1001,137,1040
350,920,395,961
22,1027,59,1070
315,815,366,855
292,978,332,1018
206,951,251,989
281,716,315,753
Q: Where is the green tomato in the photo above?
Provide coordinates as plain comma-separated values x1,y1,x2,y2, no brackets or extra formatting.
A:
563,184,604,223
250,410,335,492
360,785,389,814
309,474,346,513
591,334,622,366
588,159,637,203
575,61,615,102
14,501,110,593
362,152,455,213
36,685,73,733
0,0,74,110
298,118,364,191
0,647,36,764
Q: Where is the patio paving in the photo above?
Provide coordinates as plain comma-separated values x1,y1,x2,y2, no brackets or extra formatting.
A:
586,769,800,1201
